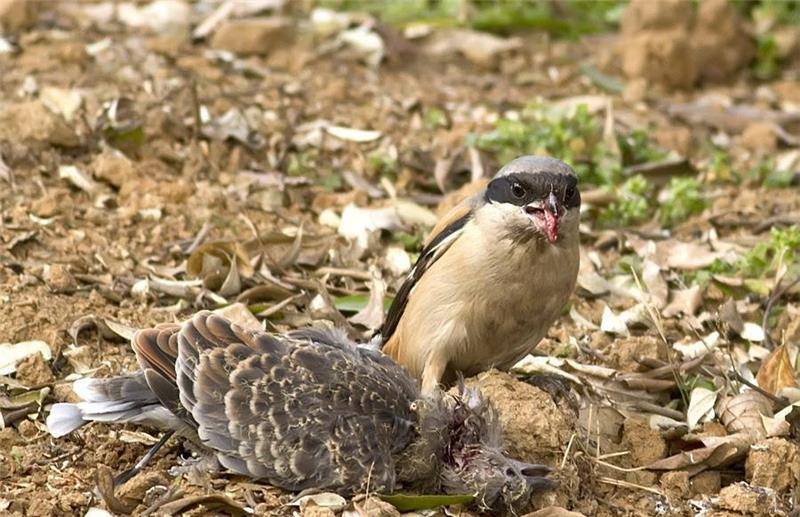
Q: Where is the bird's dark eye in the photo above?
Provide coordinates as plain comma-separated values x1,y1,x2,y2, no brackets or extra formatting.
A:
511,182,525,198
565,186,575,200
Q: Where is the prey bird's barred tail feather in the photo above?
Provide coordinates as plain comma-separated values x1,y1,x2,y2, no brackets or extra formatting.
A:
46,372,182,437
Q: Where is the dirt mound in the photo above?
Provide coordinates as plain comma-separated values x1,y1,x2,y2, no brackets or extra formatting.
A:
618,0,755,89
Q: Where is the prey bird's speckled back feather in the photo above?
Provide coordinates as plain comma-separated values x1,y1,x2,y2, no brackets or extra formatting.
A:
65,312,419,494
47,312,555,511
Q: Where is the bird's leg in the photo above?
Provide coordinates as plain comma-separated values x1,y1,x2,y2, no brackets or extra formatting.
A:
421,353,448,394
113,430,174,488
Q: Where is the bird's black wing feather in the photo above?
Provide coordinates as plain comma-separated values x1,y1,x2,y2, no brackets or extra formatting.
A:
380,210,472,345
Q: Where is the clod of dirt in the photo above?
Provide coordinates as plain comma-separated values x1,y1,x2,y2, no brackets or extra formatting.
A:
352,496,400,517
605,335,666,372
52,382,80,404
621,0,693,32
774,80,800,104
116,470,170,510
692,470,722,496
739,122,778,155
715,482,782,516
301,503,337,517
16,419,38,440
464,370,578,508
25,498,55,517
620,28,696,89
31,190,73,218
43,264,77,291
745,438,800,493
619,0,696,89
465,370,575,465
691,0,755,84
0,428,21,450
14,352,54,386
653,126,693,157
210,17,296,56
660,471,690,502
618,0,754,88
621,418,667,465
0,0,36,32
91,149,137,189
0,101,80,148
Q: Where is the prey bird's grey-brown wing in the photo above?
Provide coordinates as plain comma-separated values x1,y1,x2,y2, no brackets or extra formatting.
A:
130,323,195,426
170,312,419,494
381,201,474,345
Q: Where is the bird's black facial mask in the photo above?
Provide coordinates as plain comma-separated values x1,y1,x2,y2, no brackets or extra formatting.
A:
485,172,580,243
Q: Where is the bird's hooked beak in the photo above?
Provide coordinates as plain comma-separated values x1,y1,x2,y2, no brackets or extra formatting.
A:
516,461,557,491
524,191,562,243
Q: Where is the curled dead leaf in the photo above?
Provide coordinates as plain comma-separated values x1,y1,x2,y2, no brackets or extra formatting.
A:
717,391,773,439
647,432,752,475
349,270,387,331
95,465,135,514
156,494,246,516
756,345,798,396
186,241,254,288
0,341,51,376
687,387,717,430
642,260,668,309
213,303,262,332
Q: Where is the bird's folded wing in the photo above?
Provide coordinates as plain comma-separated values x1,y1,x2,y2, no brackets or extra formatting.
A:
381,200,474,344
135,311,420,492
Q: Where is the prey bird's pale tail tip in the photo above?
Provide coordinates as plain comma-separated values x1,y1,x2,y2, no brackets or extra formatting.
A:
46,403,84,438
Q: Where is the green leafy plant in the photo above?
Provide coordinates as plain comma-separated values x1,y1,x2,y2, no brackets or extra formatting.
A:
756,159,796,188
368,151,399,179
706,149,735,183
618,129,668,166
737,226,800,278
659,177,706,226
468,103,622,186
321,0,623,37
423,107,449,130
597,175,653,228
754,34,780,80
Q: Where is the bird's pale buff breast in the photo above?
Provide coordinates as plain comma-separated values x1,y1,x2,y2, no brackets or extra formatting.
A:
395,216,579,382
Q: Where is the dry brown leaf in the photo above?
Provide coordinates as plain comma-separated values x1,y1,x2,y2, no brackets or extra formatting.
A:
653,240,729,271
756,345,799,396
94,465,135,514
662,286,703,318
717,391,773,439
642,259,668,309
156,494,246,516
646,432,751,475
213,303,262,332
186,241,254,280
526,507,587,517
349,270,386,331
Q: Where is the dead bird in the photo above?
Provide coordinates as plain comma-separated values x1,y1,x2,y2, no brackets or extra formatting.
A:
381,156,581,393
47,311,554,512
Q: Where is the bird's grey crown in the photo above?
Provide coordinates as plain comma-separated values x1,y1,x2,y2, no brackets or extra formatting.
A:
494,155,576,179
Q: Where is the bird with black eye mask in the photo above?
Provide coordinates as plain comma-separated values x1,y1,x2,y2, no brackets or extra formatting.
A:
381,156,581,393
